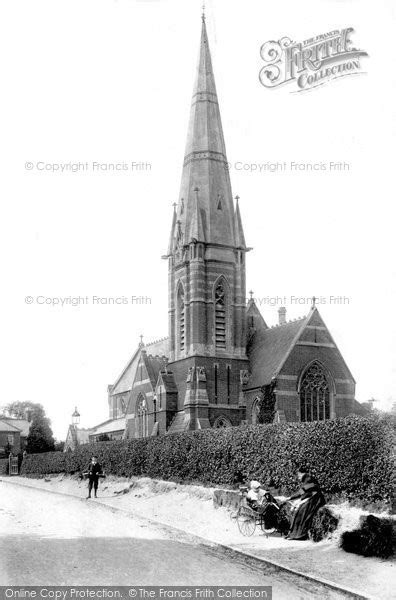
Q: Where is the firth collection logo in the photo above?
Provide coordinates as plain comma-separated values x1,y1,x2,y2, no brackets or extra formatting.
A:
259,27,368,92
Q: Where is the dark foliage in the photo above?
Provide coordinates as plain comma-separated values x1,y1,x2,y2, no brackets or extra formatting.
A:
309,506,339,542
258,382,277,424
20,416,393,505
26,414,55,454
341,514,394,558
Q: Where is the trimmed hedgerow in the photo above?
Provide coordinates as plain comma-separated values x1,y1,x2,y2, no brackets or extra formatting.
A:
20,415,394,505
341,514,395,558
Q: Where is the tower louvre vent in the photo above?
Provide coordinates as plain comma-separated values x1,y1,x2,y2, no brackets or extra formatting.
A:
215,282,226,348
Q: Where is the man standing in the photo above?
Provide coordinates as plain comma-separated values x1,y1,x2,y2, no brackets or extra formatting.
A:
85,455,103,499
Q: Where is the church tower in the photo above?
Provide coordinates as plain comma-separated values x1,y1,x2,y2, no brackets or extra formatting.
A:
165,15,250,431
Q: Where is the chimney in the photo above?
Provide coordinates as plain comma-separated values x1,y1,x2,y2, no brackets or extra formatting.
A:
278,306,287,325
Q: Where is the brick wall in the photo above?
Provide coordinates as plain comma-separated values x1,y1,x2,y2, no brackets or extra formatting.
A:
244,343,356,423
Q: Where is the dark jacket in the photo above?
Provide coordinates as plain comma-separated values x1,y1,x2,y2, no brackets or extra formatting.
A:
87,462,102,478
288,474,325,540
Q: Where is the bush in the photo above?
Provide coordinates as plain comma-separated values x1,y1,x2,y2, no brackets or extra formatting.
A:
309,506,339,542
20,415,393,506
340,515,395,558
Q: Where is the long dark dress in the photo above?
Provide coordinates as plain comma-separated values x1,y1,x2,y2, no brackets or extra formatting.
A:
287,475,325,540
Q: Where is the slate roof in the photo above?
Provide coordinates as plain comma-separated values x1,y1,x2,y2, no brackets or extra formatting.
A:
143,353,168,387
111,337,169,395
1,418,31,437
144,337,169,357
247,314,309,389
111,347,141,395
246,298,268,331
91,417,126,436
0,419,21,433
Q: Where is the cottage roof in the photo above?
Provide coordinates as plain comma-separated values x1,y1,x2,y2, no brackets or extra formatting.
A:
0,419,21,433
1,418,31,437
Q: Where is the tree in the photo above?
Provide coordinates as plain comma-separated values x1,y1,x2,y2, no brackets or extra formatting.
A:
54,440,65,452
26,413,55,454
257,382,277,424
1,401,45,420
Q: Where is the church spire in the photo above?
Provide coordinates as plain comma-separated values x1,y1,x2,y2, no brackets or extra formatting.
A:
172,15,236,248
167,15,248,365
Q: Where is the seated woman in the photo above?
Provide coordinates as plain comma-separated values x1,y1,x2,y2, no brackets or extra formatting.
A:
285,467,325,540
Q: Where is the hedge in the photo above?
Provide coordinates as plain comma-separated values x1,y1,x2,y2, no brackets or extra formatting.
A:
20,415,394,505
341,514,395,558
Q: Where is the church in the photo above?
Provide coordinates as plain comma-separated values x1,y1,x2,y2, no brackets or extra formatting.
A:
87,16,359,441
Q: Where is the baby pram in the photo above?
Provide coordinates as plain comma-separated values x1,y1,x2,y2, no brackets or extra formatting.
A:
232,487,290,537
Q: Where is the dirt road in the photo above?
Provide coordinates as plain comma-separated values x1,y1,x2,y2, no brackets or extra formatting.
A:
0,481,345,599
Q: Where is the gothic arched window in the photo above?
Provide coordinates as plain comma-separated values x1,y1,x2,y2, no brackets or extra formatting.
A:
177,285,185,352
136,394,149,438
300,362,330,422
215,281,227,349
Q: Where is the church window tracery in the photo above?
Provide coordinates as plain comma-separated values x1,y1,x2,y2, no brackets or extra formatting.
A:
299,362,330,422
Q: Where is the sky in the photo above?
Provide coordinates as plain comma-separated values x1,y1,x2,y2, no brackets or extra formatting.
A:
1,0,395,439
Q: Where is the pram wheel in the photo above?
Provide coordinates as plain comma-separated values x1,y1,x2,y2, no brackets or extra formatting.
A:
237,507,256,536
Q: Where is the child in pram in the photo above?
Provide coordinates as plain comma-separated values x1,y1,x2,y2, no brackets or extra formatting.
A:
246,480,280,530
